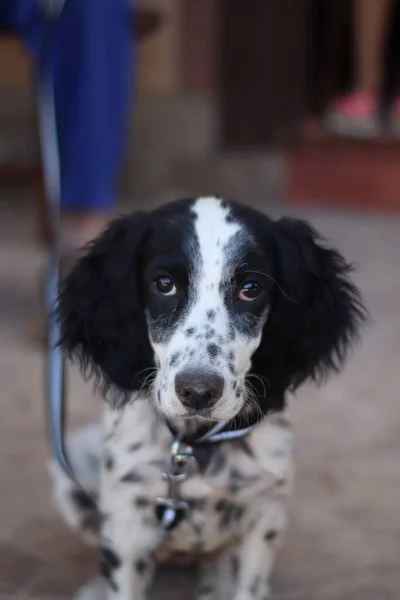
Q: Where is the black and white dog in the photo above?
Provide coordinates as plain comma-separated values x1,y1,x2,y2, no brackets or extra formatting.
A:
53,197,365,600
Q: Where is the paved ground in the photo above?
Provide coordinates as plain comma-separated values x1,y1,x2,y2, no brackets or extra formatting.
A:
0,192,399,599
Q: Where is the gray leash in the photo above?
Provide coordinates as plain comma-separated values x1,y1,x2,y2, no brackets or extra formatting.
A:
39,2,96,506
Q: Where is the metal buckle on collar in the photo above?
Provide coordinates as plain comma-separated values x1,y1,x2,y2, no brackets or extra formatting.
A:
155,422,255,531
155,440,200,530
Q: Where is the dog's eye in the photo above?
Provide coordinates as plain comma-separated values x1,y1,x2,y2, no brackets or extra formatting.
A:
238,281,261,301
154,275,177,297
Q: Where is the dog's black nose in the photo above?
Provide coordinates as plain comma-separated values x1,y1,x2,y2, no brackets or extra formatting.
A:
175,371,224,411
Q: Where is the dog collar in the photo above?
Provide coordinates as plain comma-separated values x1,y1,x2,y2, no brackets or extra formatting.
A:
155,420,255,531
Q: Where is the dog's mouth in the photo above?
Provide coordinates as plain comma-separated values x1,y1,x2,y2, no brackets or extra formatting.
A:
183,407,214,421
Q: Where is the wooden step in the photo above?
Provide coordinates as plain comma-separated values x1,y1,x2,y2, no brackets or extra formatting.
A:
286,136,400,212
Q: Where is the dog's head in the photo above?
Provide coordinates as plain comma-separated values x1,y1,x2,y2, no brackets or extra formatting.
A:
58,197,365,423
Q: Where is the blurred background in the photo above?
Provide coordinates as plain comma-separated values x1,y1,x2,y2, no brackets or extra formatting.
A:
0,1,399,599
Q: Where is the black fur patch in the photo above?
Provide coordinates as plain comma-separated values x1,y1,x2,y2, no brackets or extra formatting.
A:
100,546,121,592
264,529,279,542
120,471,143,484
229,468,259,493
71,489,97,510
215,499,244,528
129,441,143,452
104,453,114,471
207,343,220,358
134,496,150,508
170,351,181,367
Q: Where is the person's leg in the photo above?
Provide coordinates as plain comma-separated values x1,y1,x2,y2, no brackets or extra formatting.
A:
354,0,393,93
325,0,393,137
52,0,134,251
13,0,135,252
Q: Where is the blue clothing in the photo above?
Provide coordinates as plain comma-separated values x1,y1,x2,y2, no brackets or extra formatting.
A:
0,0,135,211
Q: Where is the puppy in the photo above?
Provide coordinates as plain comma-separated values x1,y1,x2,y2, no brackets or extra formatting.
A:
55,196,365,600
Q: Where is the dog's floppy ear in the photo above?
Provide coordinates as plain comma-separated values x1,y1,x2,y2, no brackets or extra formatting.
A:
257,217,366,391
57,212,154,405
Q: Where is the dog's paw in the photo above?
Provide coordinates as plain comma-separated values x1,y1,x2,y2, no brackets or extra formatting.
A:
74,576,106,600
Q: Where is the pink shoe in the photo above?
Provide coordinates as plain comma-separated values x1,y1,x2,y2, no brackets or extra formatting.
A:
325,92,381,138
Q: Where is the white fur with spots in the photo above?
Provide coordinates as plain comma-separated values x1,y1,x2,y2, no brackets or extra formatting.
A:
51,401,293,600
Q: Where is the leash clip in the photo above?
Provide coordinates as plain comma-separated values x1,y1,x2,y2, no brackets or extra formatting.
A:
155,439,200,531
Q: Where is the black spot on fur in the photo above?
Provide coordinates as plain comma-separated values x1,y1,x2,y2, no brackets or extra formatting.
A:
170,352,181,367
215,498,228,512
186,496,207,511
207,343,220,358
100,546,121,592
186,327,195,337
206,328,215,340
120,471,143,483
276,478,287,487
229,468,258,493
235,388,241,398
264,529,279,542
228,363,236,374
136,559,148,575
71,489,96,510
129,441,143,452
218,501,244,528
157,389,161,403
104,453,114,471
134,496,150,508
206,309,216,321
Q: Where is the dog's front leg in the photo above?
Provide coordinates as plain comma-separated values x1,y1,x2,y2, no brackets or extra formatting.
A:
100,465,163,599
232,503,286,600
100,504,161,600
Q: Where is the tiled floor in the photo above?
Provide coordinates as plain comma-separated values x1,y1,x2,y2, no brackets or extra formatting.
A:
0,192,399,599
